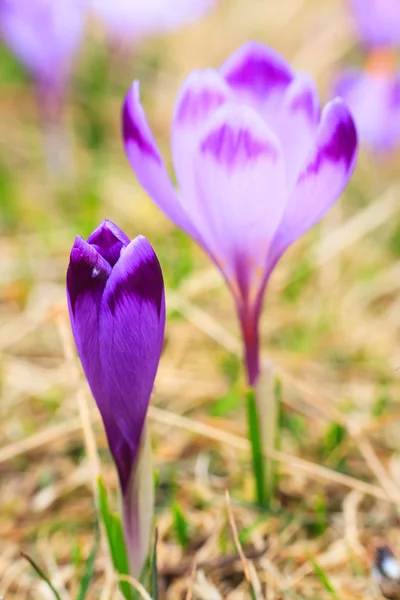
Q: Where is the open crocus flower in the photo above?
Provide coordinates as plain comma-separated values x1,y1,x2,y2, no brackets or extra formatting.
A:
1,0,84,119
123,42,357,386
335,66,400,151
89,0,215,41
350,0,400,49
66,219,165,577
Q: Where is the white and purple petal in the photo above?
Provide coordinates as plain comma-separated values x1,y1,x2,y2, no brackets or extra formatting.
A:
220,41,294,125
275,74,321,188
269,98,357,267
123,81,200,241
193,103,287,304
172,69,232,211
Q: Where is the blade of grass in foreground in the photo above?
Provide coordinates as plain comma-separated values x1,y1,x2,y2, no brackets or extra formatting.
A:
98,477,133,600
76,524,99,600
21,552,62,600
152,528,159,600
309,555,339,599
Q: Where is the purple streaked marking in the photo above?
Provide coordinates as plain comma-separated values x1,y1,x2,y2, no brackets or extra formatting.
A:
176,87,227,123
291,89,320,121
224,52,292,96
300,114,357,179
201,123,277,167
122,96,161,163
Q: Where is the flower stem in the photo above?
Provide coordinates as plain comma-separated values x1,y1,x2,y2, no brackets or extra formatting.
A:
241,310,260,387
241,310,280,507
246,386,265,506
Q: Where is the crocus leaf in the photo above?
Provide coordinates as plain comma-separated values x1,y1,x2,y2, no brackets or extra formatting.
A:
98,477,132,600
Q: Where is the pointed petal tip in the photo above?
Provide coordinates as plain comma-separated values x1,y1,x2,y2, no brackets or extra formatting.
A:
221,40,294,90
173,68,230,125
122,80,161,162
86,220,130,267
298,98,357,183
285,73,321,123
67,237,111,316
322,97,358,170
106,235,165,321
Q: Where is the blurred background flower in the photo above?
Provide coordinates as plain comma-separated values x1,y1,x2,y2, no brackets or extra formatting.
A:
0,0,84,110
0,0,85,170
335,0,400,152
349,0,400,49
89,0,215,43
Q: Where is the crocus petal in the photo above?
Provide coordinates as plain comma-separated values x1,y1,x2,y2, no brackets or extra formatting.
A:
87,218,130,266
123,81,199,241
270,98,357,265
193,103,287,304
67,236,112,383
172,69,232,206
99,235,165,492
275,74,321,188
335,69,400,151
220,41,294,125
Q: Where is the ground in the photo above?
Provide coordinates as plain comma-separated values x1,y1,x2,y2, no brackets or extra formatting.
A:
1,0,400,598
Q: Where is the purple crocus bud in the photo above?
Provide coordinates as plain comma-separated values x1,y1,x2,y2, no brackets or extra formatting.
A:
335,65,400,152
0,0,84,120
350,0,400,49
89,0,215,40
66,219,165,577
122,41,357,386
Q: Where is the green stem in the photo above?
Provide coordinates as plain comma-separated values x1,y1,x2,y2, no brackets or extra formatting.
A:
246,387,265,506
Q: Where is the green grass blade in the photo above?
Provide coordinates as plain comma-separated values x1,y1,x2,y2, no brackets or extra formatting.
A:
98,477,132,600
76,526,99,600
172,502,190,548
309,556,339,599
152,528,159,600
21,552,62,600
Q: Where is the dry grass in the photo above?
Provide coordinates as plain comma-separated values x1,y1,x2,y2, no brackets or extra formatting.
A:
2,0,400,598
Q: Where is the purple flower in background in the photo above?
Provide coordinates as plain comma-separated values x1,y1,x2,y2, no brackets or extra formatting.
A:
67,219,165,576
89,0,215,40
122,41,357,386
1,0,84,119
335,65,400,151
350,0,400,48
